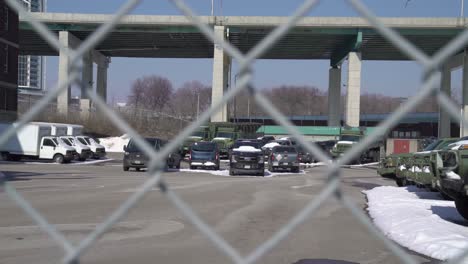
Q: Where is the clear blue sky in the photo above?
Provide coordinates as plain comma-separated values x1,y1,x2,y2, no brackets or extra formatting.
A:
44,0,465,103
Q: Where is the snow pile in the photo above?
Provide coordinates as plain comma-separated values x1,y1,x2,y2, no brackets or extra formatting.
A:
399,165,406,170
212,137,230,141
337,141,355,145
446,171,462,180
179,169,305,177
423,166,431,173
233,146,261,152
449,140,468,150
364,186,468,260
263,142,280,149
99,135,130,152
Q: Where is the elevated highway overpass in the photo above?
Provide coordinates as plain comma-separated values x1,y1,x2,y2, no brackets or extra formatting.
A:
19,13,468,137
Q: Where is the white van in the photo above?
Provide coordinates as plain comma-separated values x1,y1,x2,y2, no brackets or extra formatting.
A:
0,123,77,163
60,136,92,161
75,136,106,159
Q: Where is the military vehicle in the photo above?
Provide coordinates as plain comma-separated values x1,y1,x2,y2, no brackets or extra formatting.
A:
330,127,382,164
210,122,261,157
437,145,468,219
394,138,460,188
181,126,210,156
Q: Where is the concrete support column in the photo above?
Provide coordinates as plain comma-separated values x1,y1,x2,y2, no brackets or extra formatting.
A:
81,51,93,99
57,31,72,117
462,51,468,137
211,25,230,122
345,52,361,127
97,59,109,104
439,64,451,138
80,99,91,121
328,66,342,126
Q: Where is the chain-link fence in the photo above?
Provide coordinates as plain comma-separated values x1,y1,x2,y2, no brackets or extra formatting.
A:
2,0,468,263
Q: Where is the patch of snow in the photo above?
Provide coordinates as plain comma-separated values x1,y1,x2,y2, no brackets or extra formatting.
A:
263,142,280,149
423,166,431,173
212,137,230,141
69,158,113,165
348,162,379,168
279,137,290,140
399,165,406,170
204,161,216,166
415,151,431,154
446,171,462,180
364,186,468,261
414,166,422,173
337,141,355,145
99,135,130,153
233,146,261,152
179,169,305,177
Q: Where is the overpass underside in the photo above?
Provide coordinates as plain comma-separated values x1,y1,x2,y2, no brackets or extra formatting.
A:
18,14,468,136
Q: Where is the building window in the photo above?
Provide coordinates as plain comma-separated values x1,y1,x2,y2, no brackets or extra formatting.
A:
2,6,8,32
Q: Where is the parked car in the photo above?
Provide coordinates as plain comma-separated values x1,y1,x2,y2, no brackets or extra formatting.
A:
189,142,220,170
229,144,264,176
229,139,263,156
123,137,163,171
295,144,314,164
160,140,182,169
257,136,275,146
268,146,300,172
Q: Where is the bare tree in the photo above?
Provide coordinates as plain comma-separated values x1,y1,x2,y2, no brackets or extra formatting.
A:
128,75,174,111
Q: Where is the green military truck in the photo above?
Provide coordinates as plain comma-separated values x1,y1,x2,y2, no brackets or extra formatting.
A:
393,138,460,187
181,126,210,156
210,122,261,157
437,144,468,219
330,127,382,164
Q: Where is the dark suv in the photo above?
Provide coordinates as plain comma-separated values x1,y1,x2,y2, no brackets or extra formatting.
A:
189,142,220,170
229,140,264,176
123,138,161,171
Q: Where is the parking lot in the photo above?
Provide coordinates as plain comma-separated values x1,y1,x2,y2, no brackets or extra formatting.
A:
0,153,434,264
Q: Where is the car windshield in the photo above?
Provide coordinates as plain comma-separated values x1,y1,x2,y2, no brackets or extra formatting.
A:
340,135,360,142
216,132,234,138
127,138,159,152
423,140,442,151
52,138,59,145
438,139,460,150
275,140,290,146
233,141,261,149
78,137,89,145
192,143,216,152
273,146,297,153
191,131,206,138
59,138,72,146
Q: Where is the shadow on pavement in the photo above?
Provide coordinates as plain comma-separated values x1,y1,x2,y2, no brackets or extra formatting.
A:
293,259,359,264
431,205,468,227
2,171,94,181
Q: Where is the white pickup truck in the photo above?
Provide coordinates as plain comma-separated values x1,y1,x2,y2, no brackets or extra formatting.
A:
0,123,77,163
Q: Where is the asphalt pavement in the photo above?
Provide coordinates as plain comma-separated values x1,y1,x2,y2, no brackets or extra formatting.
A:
0,153,436,264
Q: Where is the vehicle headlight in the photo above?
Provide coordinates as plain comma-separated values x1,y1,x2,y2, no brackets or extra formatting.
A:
125,152,129,155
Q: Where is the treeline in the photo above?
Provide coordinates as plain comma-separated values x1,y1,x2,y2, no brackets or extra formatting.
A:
126,75,444,119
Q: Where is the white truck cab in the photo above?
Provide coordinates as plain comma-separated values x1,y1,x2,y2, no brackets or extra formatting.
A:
40,137,77,163
75,136,106,159
60,136,92,161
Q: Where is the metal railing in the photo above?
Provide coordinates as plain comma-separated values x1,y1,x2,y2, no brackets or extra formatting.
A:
2,0,468,263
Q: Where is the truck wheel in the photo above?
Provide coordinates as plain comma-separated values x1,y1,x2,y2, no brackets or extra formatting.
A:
176,163,181,169
440,192,453,201
395,177,407,187
190,166,195,170
455,199,468,220
53,154,65,164
78,157,86,162
293,167,300,173
229,169,235,176
123,166,129,171
135,168,141,172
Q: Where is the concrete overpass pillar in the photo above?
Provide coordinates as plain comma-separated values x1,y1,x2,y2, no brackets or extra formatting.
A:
57,31,72,117
211,25,230,122
97,59,109,104
328,66,341,126
439,64,451,138
80,51,93,120
462,51,468,137
345,52,361,127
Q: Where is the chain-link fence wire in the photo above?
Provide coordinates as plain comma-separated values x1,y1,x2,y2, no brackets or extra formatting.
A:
2,0,468,263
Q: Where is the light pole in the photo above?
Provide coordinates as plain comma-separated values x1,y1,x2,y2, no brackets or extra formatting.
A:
196,92,200,118
211,0,214,16
462,0,465,18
